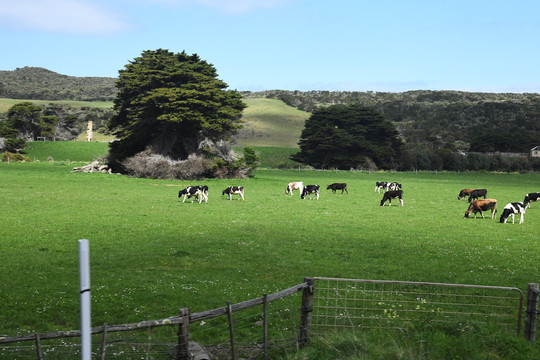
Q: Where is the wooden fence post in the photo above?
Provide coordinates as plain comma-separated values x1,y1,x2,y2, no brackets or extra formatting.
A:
35,334,43,360
298,277,315,348
263,294,268,360
100,323,108,360
227,302,236,360
525,283,539,343
176,308,190,360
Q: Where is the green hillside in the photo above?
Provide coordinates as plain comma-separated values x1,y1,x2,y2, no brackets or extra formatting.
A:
232,98,308,148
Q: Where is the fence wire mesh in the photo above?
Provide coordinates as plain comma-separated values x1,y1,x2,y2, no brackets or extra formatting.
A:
0,289,303,359
311,277,523,335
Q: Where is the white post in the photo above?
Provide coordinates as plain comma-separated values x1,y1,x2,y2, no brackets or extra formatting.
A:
78,239,91,360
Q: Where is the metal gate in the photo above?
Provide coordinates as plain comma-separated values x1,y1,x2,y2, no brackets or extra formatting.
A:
310,277,524,335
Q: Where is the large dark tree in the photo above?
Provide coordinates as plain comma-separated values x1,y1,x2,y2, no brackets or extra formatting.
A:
292,104,402,169
5,102,58,140
107,49,246,170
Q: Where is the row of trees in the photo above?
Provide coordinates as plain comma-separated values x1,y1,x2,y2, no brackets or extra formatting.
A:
0,102,113,152
243,89,540,154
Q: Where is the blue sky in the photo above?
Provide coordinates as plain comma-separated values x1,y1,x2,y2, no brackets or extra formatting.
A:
1,0,539,93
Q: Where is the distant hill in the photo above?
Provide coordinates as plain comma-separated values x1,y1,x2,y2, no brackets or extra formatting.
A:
243,90,540,153
2,67,539,152
0,67,116,101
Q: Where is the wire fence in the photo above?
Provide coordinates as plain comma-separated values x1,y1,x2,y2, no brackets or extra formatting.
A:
0,285,306,360
311,277,524,336
0,278,528,359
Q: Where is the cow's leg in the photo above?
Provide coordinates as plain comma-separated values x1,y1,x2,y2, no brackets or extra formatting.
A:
520,212,524,224
182,194,188,203
399,198,404,207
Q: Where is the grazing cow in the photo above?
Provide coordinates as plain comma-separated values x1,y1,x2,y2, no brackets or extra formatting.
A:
468,189,488,202
457,188,474,200
523,192,540,209
386,182,402,191
327,183,348,194
375,181,388,193
222,186,245,201
301,185,320,200
286,182,304,195
380,190,403,207
499,202,526,224
178,186,206,203
464,199,497,219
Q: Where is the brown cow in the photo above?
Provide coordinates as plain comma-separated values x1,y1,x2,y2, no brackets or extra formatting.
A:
464,199,498,219
457,188,474,200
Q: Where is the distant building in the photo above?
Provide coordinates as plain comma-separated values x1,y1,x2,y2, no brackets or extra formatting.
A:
531,146,540,158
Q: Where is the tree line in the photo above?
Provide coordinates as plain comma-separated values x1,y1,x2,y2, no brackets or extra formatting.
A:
242,90,540,154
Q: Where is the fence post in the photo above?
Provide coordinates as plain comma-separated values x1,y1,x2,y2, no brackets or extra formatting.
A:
176,308,190,360
263,294,268,360
100,323,108,360
525,283,539,343
35,334,43,360
298,277,315,348
227,302,236,360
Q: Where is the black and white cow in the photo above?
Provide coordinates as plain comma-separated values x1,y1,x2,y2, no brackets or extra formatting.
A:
380,190,403,207
375,181,388,193
327,183,348,194
301,185,320,200
386,182,402,191
468,189,487,202
499,202,526,224
222,186,245,201
178,186,207,203
523,192,540,209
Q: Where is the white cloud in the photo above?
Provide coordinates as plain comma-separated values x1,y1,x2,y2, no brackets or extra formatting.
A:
150,0,293,14
0,0,130,35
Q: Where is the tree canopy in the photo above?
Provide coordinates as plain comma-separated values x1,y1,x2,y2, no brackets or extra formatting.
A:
291,104,402,170
107,49,246,171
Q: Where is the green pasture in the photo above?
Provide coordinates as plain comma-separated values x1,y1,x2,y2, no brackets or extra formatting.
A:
2,162,540,346
0,98,113,113
23,141,110,162
22,140,299,168
233,98,308,147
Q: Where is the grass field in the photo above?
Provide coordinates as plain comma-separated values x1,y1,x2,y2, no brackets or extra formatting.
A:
226,98,308,147
23,141,110,162
2,161,540,357
0,98,113,113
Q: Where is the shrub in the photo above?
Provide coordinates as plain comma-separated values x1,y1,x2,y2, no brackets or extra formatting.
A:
2,152,31,162
122,150,214,180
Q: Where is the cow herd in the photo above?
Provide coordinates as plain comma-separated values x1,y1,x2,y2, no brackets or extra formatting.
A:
459,188,540,224
176,181,539,225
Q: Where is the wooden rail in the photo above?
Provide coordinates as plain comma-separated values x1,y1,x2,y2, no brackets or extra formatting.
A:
0,282,309,344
